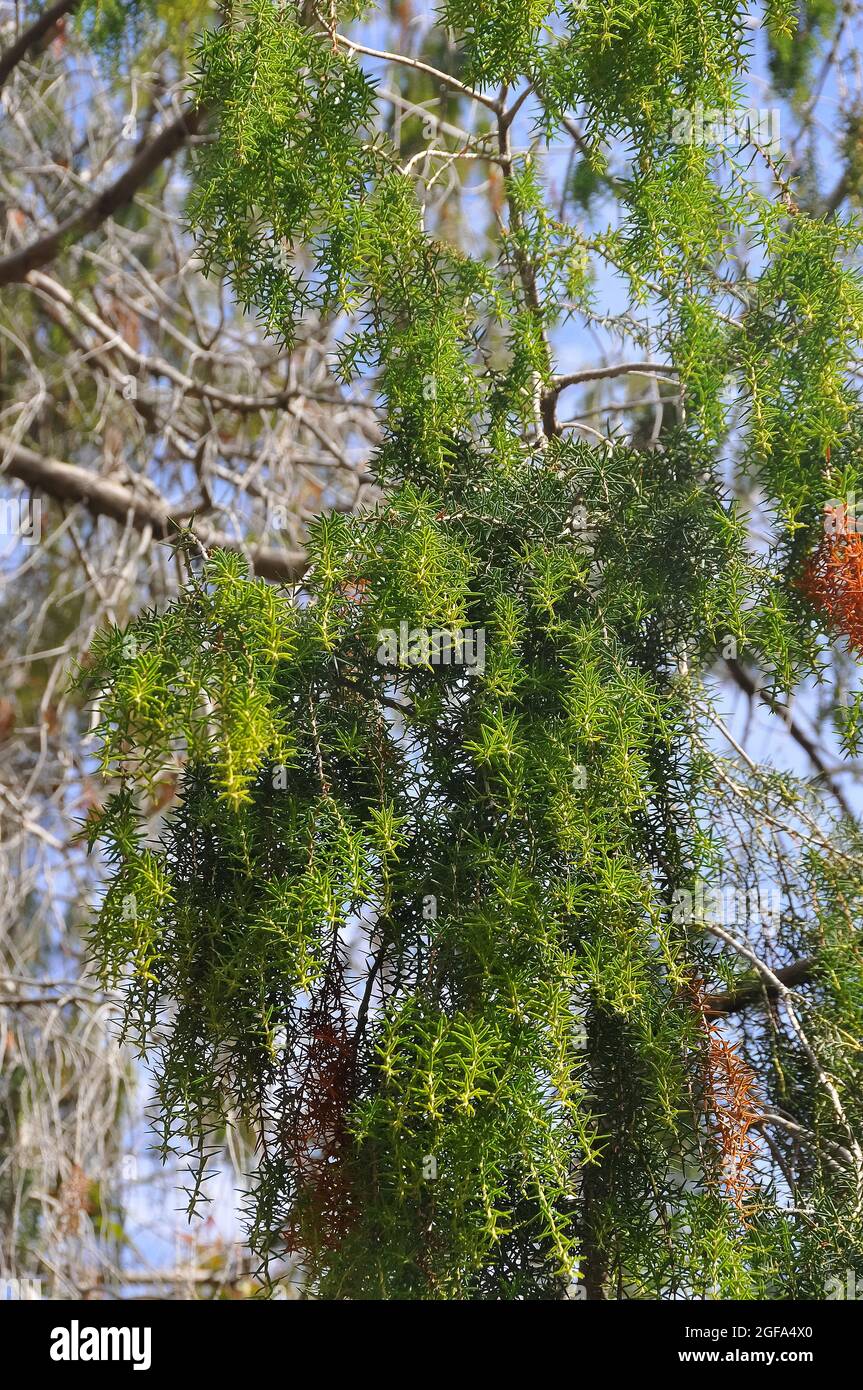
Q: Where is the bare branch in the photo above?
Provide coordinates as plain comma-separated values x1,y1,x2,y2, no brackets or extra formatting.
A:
335,33,500,113
0,104,204,287
704,955,816,1016
546,362,679,397
724,658,854,820
0,0,83,91
0,433,307,581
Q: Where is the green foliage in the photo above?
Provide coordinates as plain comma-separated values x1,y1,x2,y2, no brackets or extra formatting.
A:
79,0,212,64
539,0,759,145
440,0,555,87
736,216,863,509
78,0,863,1298
79,548,297,809
767,0,838,99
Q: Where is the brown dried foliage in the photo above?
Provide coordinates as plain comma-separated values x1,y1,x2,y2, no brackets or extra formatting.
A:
281,970,357,1256
801,518,863,652
690,980,761,1216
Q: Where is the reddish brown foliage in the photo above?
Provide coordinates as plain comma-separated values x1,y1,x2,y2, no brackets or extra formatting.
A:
281,976,357,1256
702,1030,760,1215
801,522,863,653
689,980,760,1216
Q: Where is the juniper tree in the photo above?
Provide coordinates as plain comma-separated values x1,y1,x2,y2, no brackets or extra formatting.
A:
76,0,863,1298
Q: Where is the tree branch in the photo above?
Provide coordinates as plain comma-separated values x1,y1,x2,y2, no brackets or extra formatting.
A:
0,104,204,287
724,658,854,820
0,0,83,91
26,269,366,421
545,361,679,397
334,33,500,112
704,955,816,1015
0,434,307,581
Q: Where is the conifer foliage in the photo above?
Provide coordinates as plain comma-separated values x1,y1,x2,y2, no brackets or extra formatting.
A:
77,1,863,1297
